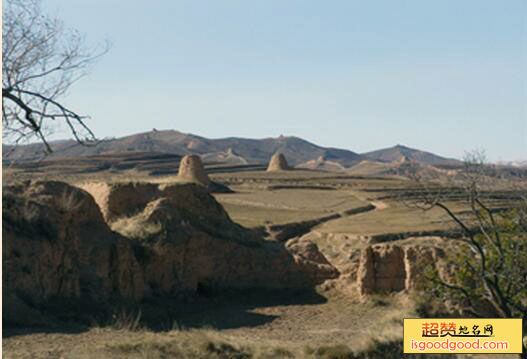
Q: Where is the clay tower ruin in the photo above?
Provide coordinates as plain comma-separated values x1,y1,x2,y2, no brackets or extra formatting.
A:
267,153,289,172
178,155,210,186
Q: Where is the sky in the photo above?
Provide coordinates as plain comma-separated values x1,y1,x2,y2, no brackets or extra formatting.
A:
40,0,526,161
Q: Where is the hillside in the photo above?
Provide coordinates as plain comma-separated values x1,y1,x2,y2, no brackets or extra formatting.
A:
362,144,461,167
3,131,467,179
3,130,363,167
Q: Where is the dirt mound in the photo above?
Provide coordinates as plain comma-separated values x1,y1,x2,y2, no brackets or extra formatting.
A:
267,153,289,171
286,238,338,284
84,181,338,292
80,181,159,222
2,180,146,325
201,148,249,165
178,154,210,186
81,181,232,224
296,156,346,171
357,241,445,296
174,154,232,192
4,180,338,325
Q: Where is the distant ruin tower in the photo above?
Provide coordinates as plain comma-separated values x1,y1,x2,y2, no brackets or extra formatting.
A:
178,155,210,186
267,153,289,172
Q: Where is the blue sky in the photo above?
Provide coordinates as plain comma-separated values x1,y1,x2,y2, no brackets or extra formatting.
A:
42,0,526,161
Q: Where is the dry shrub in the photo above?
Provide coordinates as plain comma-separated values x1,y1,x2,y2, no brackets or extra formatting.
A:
111,216,163,240
202,341,252,359
313,344,354,359
57,188,83,212
263,347,295,359
108,339,184,359
106,328,255,359
110,310,143,331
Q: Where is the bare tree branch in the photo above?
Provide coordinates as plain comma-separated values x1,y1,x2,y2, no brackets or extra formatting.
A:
406,150,527,356
2,0,109,153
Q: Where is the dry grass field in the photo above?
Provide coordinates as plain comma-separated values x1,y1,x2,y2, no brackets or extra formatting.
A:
3,165,523,359
210,170,464,235
215,188,369,227
4,287,419,358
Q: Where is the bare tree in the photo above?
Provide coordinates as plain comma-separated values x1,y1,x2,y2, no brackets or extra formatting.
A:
2,0,109,153
399,151,527,357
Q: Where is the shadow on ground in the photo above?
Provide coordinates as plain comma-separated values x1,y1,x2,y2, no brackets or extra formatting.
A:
143,288,327,331
3,288,327,337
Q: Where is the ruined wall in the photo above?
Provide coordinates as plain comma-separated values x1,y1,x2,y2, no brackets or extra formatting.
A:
3,180,338,325
357,243,444,296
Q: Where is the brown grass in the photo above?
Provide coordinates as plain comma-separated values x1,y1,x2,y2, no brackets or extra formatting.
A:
214,188,368,227
316,200,463,235
4,324,515,359
111,215,163,239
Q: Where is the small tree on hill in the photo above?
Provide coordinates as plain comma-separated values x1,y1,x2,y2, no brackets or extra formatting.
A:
400,151,527,357
2,0,108,152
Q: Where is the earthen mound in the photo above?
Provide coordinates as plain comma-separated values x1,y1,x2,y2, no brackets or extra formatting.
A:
178,155,210,186
81,181,232,224
82,180,338,291
296,156,346,171
3,180,145,325
267,153,289,171
5,180,338,326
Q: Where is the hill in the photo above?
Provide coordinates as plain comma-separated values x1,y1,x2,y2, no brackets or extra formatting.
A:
361,144,461,167
3,130,363,167
3,131,464,177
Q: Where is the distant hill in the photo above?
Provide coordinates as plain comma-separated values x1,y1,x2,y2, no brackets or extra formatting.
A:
3,130,363,167
3,130,464,175
361,144,461,167
346,160,401,177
